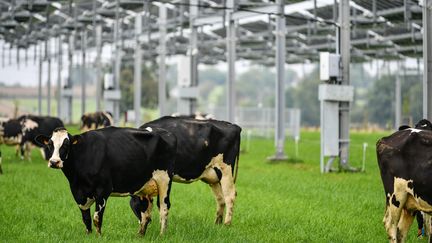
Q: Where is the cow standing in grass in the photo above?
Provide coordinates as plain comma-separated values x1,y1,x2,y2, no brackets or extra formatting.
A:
130,116,241,226
377,119,432,242
35,126,176,236
80,111,113,132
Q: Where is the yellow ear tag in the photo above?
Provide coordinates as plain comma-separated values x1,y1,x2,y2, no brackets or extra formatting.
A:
72,140,78,145
44,140,49,145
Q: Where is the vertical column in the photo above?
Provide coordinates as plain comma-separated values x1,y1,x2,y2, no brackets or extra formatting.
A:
226,0,236,122
158,4,167,117
189,0,198,114
423,0,432,120
114,0,122,124
81,30,87,116
57,36,62,117
38,41,43,116
134,14,142,127
47,38,51,116
339,0,351,168
271,0,287,160
395,62,401,129
95,24,102,111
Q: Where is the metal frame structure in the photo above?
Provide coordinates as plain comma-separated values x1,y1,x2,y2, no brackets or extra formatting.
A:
0,0,431,167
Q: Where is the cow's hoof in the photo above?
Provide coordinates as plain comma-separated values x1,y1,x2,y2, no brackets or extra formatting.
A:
224,221,232,226
85,229,92,235
214,216,223,225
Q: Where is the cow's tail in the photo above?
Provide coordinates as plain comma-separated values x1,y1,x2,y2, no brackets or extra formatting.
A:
233,132,241,184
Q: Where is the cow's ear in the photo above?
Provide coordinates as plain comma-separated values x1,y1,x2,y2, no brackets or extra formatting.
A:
71,135,83,145
35,135,50,146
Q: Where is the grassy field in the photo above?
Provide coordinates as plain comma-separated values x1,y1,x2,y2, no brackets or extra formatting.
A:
0,128,426,242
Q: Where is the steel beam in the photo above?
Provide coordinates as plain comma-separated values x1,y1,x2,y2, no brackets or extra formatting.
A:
57,36,62,117
158,4,167,117
113,0,122,124
338,0,352,170
95,24,102,112
226,0,236,122
38,41,43,116
423,0,432,120
81,30,87,116
134,14,142,127
47,39,51,116
189,0,198,114
270,0,287,161
395,62,402,129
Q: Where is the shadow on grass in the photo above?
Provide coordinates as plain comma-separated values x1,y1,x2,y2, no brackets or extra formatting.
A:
266,158,304,164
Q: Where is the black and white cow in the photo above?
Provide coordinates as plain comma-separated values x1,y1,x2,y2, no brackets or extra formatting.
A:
19,115,64,160
35,126,176,236
0,118,25,165
131,116,241,226
80,111,113,132
377,120,432,242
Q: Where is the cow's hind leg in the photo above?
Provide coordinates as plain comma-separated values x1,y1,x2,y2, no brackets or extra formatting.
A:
219,163,236,225
386,178,409,243
209,182,225,224
130,196,153,236
398,209,415,242
153,170,171,235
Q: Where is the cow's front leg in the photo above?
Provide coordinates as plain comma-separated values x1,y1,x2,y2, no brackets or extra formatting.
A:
80,209,92,234
93,197,107,235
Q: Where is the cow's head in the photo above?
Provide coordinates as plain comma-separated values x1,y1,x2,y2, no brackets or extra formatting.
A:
35,128,81,169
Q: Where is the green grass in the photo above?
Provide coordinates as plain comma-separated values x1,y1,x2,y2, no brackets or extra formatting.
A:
0,129,426,242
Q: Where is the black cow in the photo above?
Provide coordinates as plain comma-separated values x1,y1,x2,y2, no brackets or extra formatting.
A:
0,118,25,165
80,111,113,132
131,116,241,225
35,126,176,236
377,122,432,242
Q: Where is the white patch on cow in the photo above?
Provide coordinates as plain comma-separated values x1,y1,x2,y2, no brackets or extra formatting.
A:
48,130,69,168
78,197,95,210
422,124,428,127
151,169,171,235
22,119,39,134
102,111,114,127
204,140,209,147
110,192,131,197
40,148,46,160
145,127,153,132
3,134,22,145
409,128,422,134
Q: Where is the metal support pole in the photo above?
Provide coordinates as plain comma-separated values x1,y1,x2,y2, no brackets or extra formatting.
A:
270,0,287,161
395,62,402,129
134,14,142,127
95,24,102,112
189,0,198,114
57,36,62,117
339,0,352,169
114,0,122,124
226,0,236,122
81,30,87,116
158,4,167,117
38,41,43,116
66,33,74,123
423,0,432,120
47,39,51,116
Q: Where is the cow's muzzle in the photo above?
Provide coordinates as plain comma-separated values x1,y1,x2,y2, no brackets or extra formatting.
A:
48,160,63,169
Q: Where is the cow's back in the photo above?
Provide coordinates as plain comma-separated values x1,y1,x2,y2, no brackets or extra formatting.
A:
377,129,432,205
143,116,241,179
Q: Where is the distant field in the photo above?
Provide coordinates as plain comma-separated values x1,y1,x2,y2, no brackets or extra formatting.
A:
0,129,425,242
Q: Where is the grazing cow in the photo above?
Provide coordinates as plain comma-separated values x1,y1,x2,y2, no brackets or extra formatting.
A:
131,116,241,226
0,118,25,162
35,126,176,236
80,111,113,132
377,121,432,242
171,112,214,120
